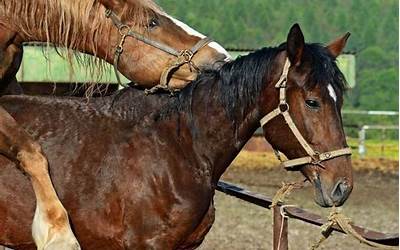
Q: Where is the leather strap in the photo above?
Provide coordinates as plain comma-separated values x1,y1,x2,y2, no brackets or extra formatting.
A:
106,9,212,89
106,9,181,56
259,58,351,169
159,37,212,88
282,148,352,168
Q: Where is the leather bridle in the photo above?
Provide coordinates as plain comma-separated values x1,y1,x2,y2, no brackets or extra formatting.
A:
105,9,212,90
260,58,352,170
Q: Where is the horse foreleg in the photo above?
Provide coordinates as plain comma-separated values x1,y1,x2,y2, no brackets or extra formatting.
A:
0,106,80,250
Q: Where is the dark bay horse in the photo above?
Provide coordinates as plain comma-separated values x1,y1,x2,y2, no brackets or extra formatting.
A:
0,24,352,249
0,0,229,248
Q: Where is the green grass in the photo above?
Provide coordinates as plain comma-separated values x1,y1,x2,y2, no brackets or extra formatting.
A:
347,137,399,160
17,47,129,84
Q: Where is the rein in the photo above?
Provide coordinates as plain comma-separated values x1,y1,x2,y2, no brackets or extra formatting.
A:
260,58,352,170
105,9,212,91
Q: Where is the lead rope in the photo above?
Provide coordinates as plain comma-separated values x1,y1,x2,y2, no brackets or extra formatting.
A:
311,208,397,250
270,182,396,250
270,181,305,209
270,181,305,250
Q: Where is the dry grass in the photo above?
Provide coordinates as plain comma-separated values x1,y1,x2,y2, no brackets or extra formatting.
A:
231,150,399,174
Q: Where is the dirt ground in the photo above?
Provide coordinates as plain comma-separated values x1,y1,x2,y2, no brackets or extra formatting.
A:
199,152,399,250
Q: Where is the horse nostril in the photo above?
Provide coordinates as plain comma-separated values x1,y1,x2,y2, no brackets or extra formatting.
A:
331,180,349,204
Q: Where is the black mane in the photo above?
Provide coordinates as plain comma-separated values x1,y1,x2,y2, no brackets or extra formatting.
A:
112,43,347,125
171,42,347,120
168,46,283,122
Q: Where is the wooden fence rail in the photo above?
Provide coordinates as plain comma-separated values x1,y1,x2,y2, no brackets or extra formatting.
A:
216,181,399,249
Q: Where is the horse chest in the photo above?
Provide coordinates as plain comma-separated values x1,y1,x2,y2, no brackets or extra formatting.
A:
118,185,214,249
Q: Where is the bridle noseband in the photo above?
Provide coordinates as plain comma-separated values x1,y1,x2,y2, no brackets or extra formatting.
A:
105,9,212,91
260,58,352,170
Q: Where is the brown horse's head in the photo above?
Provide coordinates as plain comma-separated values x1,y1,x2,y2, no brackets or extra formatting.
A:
261,24,352,207
98,0,230,88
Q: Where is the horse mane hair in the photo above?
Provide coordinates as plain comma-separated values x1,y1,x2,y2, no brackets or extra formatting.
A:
148,42,347,127
204,43,347,118
0,0,162,96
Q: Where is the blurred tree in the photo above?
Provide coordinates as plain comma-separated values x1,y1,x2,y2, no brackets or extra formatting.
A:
158,0,398,111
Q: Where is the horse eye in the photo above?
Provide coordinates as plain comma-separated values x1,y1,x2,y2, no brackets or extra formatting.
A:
148,18,159,29
305,99,320,109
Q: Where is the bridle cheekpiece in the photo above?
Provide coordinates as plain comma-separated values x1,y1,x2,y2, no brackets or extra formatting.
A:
259,58,352,170
105,9,211,92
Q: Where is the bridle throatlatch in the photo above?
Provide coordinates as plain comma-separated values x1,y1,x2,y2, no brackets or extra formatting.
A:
105,9,212,92
259,58,352,169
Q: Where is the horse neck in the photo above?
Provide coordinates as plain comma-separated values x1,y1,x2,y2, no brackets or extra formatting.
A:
185,57,281,184
2,0,116,64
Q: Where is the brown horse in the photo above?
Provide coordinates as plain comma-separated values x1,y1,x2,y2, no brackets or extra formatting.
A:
0,24,352,249
0,0,230,248
0,0,229,91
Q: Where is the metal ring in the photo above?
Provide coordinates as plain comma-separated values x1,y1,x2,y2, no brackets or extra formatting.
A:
118,25,130,36
279,103,289,113
179,50,194,63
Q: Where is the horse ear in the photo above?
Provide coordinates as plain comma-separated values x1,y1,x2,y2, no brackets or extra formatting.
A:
326,32,351,58
286,23,305,66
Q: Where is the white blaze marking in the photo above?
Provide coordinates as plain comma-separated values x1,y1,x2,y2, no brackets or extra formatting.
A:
164,14,232,60
327,84,337,102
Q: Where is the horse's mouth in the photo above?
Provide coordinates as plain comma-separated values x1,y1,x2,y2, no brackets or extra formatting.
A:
310,173,352,208
311,175,334,207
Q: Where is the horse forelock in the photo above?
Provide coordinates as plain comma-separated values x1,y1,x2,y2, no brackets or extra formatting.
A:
302,43,347,98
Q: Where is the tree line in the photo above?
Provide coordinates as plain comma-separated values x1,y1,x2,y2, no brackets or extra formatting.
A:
159,0,398,112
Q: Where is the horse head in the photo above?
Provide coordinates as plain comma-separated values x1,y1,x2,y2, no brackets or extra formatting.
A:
97,0,231,89
260,24,353,207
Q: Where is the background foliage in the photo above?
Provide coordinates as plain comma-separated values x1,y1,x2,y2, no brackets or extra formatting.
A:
159,0,399,111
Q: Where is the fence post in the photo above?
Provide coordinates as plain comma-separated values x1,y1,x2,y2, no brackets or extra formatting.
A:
273,206,288,250
358,126,366,159
380,128,386,158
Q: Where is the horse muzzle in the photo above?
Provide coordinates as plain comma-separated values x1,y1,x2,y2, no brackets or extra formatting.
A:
312,174,352,207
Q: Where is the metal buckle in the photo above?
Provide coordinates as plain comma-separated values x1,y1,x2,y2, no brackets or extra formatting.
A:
322,152,332,159
179,49,194,63
116,45,123,54
311,152,326,169
105,9,112,18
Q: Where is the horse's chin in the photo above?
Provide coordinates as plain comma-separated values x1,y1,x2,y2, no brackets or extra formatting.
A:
314,187,335,207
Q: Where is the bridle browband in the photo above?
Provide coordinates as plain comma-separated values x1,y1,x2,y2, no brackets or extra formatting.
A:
259,58,352,170
105,9,212,91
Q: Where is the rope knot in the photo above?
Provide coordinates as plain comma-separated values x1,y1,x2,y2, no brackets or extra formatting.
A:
270,181,304,208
